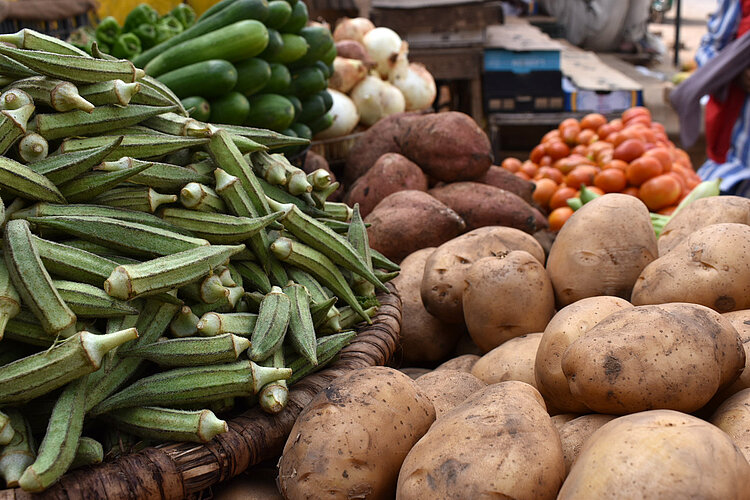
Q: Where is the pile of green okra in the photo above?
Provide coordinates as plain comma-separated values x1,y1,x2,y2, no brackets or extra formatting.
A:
0,29,397,493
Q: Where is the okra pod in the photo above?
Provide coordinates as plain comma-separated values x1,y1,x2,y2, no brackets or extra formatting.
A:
160,207,283,244
218,123,310,149
256,176,328,218
186,158,216,177
189,285,243,317
53,279,139,317
259,348,288,415
308,169,332,191
169,306,200,338
0,156,62,206
7,76,94,113
18,375,87,492
94,156,211,192
17,132,48,163
311,182,343,208
249,151,288,186
29,135,123,185
32,236,119,286
120,333,250,367
4,309,54,347
0,28,91,57
179,274,229,304
179,182,226,213
0,88,34,110
370,248,400,272
0,409,35,487
287,331,357,386
58,159,154,203
0,54,36,79
326,305,378,333
347,204,376,297
196,312,258,337
93,185,177,213
135,75,188,115
78,79,140,107
215,265,237,287
143,112,212,137
284,283,317,366
69,437,104,470
233,260,271,294
310,296,339,329
58,134,209,160
91,360,292,415
104,244,245,300
0,410,13,445
0,104,34,155
105,406,227,444
248,286,291,362
0,256,20,341
0,328,138,405
323,201,354,222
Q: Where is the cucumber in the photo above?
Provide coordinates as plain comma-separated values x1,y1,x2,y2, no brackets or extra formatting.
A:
156,59,237,99
290,67,326,98
297,93,326,124
265,33,308,64
320,43,336,66
281,128,297,138
287,95,302,118
265,1,293,29
259,28,284,60
234,58,271,96
246,94,295,132
290,122,312,141
308,112,333,135
279,1,308,33
145,20,269,77
181,96,211,121
135,0,270,68
314,60,332,79
261,63,291,94
209,92,250,125
319,90,333,112
290,26,335,68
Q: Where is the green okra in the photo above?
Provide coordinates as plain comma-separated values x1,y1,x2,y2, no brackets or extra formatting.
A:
179,182,226,213
33,236,123,285
29,135,122,185
370,248,400,272
242,291,263,313
0,104,34,155
135,75,188,115
104,244,246,300
32,104,175,141
325,305,378,333
271,237,371,324
207,398,234,415
0,28,91,57
4,309,54,347
0,328,138,405
94,156,212,192
256,176,328,218
120,333,250,367
92,185,177,213
311,182,342,209
105,406,227,444
165,148,194,166
258,348,288,415
0,45,143,84
219,123,309,149
347,203,376,297
0,157,66,207
0,410,13,445
58,159,154,203
58,134,209,160
230,134,267,154
196,312,258,337
287,331,357,386
215,265,237,287
160,207,283,244
17,132,49,163
0,409,35,487
185,158,215,177
0,255,21,341
189,285,244,317
310,296,338,329
308,169,332,191
69,437,104,470
319,218,353,234
283,282,317,366
0,88,34,110
53,279,139,317
5,219,76,337
323,201,353,222
374,269,399,283
91,360,292,415
0,54,37,79
248,286,291,362
78,79,140,107
18,375,87,492
100,125,168,136
27,215,209,258
169,305,200,338
233,260,271,294
249,150,288,186
7,76,94,113
143,111,211,137
179,274,229,304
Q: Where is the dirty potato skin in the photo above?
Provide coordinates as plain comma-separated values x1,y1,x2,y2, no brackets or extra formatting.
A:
414,369,487,418
471,332,543,387
558,410,750,499
278,366,435,500
557,414,616,473
561,303,744,415
710,388,750,463
420,226,545,324
631,223,750,313
546,193,658,307
396,381,565,500
435,354,480,373
534,296,633,414
463,252,555,353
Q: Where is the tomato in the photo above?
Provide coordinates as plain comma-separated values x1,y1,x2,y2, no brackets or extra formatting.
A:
580,113,607,131
539,155,553,167
576,128,598,145
622,106,651,124
639,174,682,210
520,160,538,178
549,186,578,210
594,168,627,193
529,144,546,164
500,157,523,173
643,147,672,172
537,166,565,184
572,144,588,156
613,139,646,163
608,118,624,131
622,186,640,197
650,122,666,134
658,205,678,216
596,123,617,140
558,118,580,131
515,171,531,181
673,148,692,168
548,206,574,232
561,124,581,145
545,141,570,160
533,178,558,208
602,159,629,172
565,165,599,189
542,129,561,143
626,156,662,186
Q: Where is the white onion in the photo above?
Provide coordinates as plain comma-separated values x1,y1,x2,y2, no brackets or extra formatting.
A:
362,27,403,78
350,75,406,126
329,57,368,93
389,51,437,112
332,17,375,43
315,89,360,139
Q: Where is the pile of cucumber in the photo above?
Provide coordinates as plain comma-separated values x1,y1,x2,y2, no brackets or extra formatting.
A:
132,0,335,143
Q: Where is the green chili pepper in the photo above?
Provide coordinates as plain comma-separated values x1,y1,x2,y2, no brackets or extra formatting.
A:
170,3,197,30
95,16,121,47
111,33,142,60
123,4,159,33
155,16,184,44
133,23,158,50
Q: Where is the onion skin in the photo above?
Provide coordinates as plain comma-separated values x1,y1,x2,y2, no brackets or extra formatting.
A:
330,57,368,94
333,17,375,44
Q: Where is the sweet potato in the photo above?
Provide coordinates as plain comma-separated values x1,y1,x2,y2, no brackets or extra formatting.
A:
365,190,466,262
429,182,548,233
397,112,493,182
478,165,535,203
344,153,428,217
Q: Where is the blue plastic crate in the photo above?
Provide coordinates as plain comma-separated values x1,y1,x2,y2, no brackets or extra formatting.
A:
483,49,561,73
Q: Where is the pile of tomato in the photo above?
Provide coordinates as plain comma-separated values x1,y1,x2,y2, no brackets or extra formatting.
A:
500,107,702,231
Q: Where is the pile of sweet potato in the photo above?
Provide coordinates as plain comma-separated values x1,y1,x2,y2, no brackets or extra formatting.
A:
341,111,548,262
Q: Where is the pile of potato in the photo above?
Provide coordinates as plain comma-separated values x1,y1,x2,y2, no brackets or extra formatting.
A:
272,193,750,499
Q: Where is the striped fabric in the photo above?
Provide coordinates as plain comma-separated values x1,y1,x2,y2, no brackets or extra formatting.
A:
694,0,750,195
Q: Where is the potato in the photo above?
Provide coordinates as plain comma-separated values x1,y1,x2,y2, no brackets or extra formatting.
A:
463,252,555,353
414,369,487,418
344,153,428,218
535,297,633,414
631,223,750,313
657,195,750,255
397,112,492,182
558,410,750,499
710,388,750,462
365,190,465,262
550,413,580,430
478,165,535,203
397,381,564,499
435,354,480,373
561,303,745,414
546,193,658,307
392,247,463,365
557,414,616,473
400,368,432,380
452,331,484,357
720,309,750,394
303,150,342,201
429,182,547,234
213,468,282,500
420,226,546,324
278,366,435,499
471,332,543,387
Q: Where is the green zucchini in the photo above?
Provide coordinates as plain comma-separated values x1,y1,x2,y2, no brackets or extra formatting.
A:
182,96,211,121
135,0,270,68
265,33,308,64
145,20,269,77
320,90,334,112
234,58,271,96
314,60,332,79
246,94,295,132
279,1,308,33
261,63,291,94
156,59,237,99
259,28,283,61
307,112,333,135
320,43,336,66
265,1,293,29
290,67,326,98
209,92,250,125
287,95,302,118
290,26,335,68
297,93,326,124
290,122,312,141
